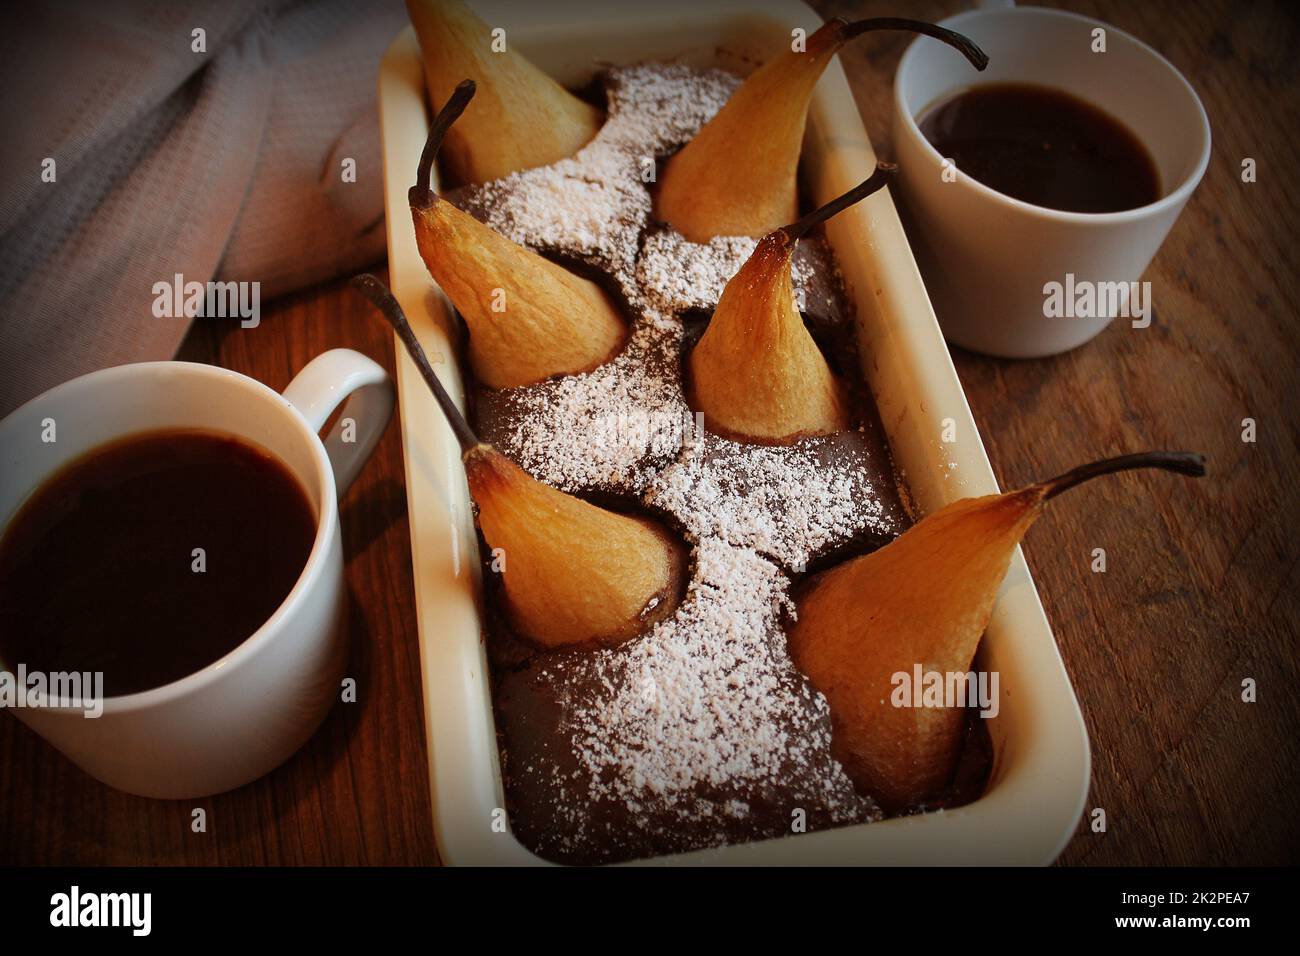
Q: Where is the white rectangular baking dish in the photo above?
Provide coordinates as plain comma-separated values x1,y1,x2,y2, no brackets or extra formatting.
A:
378,0,1089,865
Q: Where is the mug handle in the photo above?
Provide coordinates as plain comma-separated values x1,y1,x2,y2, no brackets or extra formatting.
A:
281,349,394,498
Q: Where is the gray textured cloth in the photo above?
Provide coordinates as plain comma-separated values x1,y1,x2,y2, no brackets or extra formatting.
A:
0,0,407,416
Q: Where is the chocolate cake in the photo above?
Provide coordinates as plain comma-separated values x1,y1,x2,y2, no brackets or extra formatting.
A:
444,62,985,864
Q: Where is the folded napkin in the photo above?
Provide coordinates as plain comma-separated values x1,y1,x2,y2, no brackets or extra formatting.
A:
0,0,407,417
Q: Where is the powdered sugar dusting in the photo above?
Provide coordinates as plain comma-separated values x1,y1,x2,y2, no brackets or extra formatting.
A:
638,229,812,314
469,142,648,285
604,63,741,154
563,539,873,820
460,64,739,302
455,64,905,858
647,431,900,569
486,317,690,494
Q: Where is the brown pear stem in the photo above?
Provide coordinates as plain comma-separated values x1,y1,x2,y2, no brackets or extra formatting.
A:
1037,451,1206,501
410,79,477,209
350,273,480,453
838,18,989,72
782,162,897,242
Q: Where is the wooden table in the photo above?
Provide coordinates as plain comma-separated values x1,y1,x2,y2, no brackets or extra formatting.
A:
3,0,1295,866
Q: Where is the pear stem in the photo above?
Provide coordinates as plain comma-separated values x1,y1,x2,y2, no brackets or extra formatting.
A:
409,79,477,210
839,18,989,72
350,273,480,453
782,162,897,242
1037,451,1206,501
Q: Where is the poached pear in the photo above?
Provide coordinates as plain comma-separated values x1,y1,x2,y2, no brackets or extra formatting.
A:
655,17,987,242
688,164,895,444
409,81,627,390
352,274,684,648
406,0,603,184
788,451,1206,810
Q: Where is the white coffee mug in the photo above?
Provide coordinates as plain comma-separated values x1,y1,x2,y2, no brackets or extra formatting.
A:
892,3,1211,357
0,351,393,798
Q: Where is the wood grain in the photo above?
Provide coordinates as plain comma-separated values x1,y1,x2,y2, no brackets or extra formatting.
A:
2,0,1295,867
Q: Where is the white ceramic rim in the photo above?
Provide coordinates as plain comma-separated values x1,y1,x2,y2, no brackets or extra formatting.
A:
894,6,1212,225
0,361,338,714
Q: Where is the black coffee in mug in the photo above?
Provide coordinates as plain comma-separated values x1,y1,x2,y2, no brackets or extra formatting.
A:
918,82,1161,213
0,429,316,696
